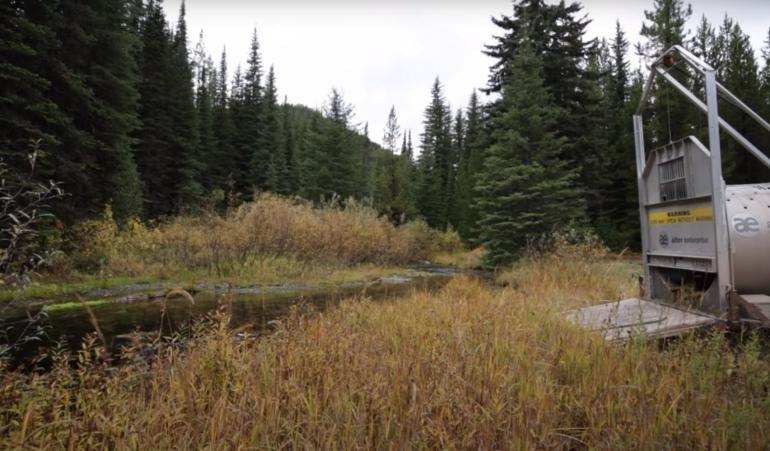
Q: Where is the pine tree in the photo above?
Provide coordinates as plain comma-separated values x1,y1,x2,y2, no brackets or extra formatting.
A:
477,39,585,266
259,66,284,192
447,108,465,230
484,0,602,235
278,96,299,194
54,0,145,220
417,78,452,229
193,32,215,192
210,47,237,194
376,106,402,211
383,106,401,152
167,0,202,211
134,0,201,216
454,91,485,241
320,88,358,200
243,28,267,191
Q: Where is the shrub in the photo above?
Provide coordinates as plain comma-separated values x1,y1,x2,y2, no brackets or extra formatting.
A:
70,194,459,278
0,145,64,287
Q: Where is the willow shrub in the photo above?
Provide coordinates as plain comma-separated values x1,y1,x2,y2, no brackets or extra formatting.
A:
72,195,461,277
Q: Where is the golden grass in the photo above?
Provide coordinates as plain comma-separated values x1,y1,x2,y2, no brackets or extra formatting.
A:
432,246,486,269
1,253,768,449
67,195,459,278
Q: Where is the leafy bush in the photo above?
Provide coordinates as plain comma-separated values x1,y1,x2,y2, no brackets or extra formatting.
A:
0,146,63,287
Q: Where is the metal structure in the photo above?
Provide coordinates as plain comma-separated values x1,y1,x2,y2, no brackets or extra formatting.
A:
567,46,770,339
634,45,770,325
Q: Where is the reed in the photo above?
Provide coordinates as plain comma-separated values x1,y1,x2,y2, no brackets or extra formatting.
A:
1,250,768,449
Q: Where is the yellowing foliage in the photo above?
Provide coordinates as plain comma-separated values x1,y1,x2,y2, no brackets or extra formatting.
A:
1,254,768,449
72,195,461,278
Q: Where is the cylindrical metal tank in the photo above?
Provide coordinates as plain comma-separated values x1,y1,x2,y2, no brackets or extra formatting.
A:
725,184,770,294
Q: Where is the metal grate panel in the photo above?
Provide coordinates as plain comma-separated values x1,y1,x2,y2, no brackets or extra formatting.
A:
659,157,687,201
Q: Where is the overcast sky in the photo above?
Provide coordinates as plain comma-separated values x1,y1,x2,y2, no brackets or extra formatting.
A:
164,0,770,148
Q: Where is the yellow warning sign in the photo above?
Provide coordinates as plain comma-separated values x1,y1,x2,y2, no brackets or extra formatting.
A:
649,207,713,225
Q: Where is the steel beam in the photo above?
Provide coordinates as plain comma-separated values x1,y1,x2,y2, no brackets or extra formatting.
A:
704,70,731,312
655,66,770,170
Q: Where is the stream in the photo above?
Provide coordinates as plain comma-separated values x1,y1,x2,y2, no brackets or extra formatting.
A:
1,264,469,367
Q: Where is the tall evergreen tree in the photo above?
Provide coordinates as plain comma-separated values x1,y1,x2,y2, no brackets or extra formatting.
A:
193,32,215,192
477,39,585,266
376,106,402,210
168,0,202,210
447,108,465,229
279,96,299,194
320,88,358,200
231,29,264,194
210,47,237,194
259,66,284,192
454,91,485,241
484,0,602,233
134,0,201,216
245,29,268,191
417,77,452,229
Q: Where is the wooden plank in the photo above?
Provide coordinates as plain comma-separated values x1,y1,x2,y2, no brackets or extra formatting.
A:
564,298,718,342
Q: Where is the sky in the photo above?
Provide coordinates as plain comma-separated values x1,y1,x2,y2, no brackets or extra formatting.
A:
164,0,770,148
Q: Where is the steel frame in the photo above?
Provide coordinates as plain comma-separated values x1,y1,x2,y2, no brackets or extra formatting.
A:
633,45,770,313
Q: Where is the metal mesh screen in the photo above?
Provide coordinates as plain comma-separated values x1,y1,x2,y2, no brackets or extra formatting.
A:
659,157,687,201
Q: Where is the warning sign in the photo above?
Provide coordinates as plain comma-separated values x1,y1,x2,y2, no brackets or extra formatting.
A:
649,207,713,225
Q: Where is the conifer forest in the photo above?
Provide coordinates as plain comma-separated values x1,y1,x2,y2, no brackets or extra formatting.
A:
2,1,770,448
4,0,770,264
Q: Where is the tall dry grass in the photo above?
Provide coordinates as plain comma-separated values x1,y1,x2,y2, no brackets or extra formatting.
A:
71,195,460,279
1,251,768,449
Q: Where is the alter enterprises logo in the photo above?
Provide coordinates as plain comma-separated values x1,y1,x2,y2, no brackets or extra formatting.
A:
658,232,669,247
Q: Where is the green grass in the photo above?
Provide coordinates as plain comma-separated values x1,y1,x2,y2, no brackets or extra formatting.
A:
42,299,111,312
0,262,419,306
0,275,161,304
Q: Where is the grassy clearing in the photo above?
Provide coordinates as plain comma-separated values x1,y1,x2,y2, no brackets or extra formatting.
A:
1,251,767,449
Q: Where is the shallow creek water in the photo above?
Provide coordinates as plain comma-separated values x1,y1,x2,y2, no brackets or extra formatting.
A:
1,265,469,366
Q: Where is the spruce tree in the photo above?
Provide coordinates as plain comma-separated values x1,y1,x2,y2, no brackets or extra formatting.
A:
210,48,237,194
52,0,145,220
417,78,452,229
278,96,299,194
477,39,585,266
377,106,402,211
259,66,284,193
454,91,485,242
320,88,358,200
243,29,266,192
447,109,465,230
193,32,215,192
484,0,601,233
134,0,201,216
